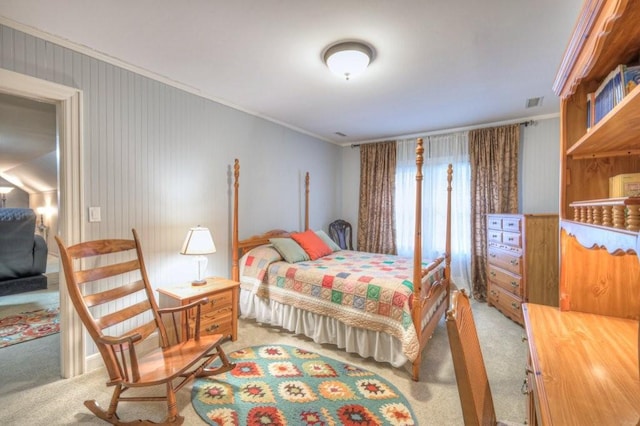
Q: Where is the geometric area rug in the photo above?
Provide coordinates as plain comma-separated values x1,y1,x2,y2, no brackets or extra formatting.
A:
0,307,60,348
192,344,417,425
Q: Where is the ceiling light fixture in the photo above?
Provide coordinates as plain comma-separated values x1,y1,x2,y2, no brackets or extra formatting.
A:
323,41,374,81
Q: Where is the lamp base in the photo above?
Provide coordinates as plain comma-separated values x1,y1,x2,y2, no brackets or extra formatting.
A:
191,279,207,286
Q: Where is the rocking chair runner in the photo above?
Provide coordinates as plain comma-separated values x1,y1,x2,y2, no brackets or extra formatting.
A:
55,229,235,425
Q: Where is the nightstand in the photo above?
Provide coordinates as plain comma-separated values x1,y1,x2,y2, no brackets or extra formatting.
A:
157,276,239,343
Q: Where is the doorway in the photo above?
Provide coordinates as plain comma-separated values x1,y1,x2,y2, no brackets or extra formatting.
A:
0,68,84,378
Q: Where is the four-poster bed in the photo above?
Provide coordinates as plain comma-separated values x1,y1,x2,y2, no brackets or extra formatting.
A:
231,138,452,381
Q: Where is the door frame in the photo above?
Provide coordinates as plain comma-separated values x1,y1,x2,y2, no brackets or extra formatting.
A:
0,68,85,378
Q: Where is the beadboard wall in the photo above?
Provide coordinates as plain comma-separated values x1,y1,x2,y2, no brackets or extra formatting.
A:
0,23,340,277
0,24,341,358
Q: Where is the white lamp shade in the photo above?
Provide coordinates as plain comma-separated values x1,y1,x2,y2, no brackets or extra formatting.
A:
180,227,216,255
324,41,373,80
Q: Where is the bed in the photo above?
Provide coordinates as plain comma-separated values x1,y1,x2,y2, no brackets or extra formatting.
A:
231,138,452,381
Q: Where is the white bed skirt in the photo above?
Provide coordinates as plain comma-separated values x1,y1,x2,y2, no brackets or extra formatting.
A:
239,287,410,368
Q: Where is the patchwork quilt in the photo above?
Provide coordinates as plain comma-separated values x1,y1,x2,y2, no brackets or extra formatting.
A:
240,246,446,361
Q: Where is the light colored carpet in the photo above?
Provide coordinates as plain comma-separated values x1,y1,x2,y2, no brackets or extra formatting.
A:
0,254,60,318
0,296,527,425
0,273,59,318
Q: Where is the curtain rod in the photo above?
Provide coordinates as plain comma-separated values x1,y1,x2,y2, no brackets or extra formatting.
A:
350,120,536,148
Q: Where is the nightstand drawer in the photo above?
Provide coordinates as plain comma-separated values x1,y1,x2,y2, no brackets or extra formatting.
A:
190,291,233,318
193,311,233,336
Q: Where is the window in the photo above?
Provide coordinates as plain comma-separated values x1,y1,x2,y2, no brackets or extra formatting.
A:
395,134,471,289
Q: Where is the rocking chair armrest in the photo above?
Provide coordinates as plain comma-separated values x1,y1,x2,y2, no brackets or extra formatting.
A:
97,332,143,347
157,297,209,342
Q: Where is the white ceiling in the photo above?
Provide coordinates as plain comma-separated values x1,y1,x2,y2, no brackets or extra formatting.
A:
0,0,584,145
0,93,57,193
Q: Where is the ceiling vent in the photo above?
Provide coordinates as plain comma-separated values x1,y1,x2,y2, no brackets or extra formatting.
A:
526,97,543,108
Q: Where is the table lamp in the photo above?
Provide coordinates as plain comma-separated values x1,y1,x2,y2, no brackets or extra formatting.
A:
180,226,216,286
0,186,14,208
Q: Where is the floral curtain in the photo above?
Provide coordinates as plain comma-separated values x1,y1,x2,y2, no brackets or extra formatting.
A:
469,124,519,300
358,141,397,254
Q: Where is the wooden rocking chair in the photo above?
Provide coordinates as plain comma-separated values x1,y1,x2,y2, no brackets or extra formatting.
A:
55,229,235,425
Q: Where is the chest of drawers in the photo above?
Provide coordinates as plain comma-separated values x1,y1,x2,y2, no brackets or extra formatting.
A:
486,214,558,325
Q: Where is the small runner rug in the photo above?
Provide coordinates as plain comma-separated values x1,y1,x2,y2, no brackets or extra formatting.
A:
192,344,417,426
0,307,60,348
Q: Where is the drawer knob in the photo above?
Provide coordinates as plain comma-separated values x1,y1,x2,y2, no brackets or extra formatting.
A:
510,260,518,265
490,271,496,277
511,302,520,309
511,281,519,288
490,253,496,258
205,324,220,333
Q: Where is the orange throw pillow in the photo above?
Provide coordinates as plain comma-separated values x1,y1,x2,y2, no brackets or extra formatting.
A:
291,229,333,260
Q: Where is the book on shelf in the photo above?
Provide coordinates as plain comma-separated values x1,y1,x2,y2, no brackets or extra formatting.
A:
594,66,617,124
624,65,640,95
586,92,595,130
594,64,640,126
609,173,640,198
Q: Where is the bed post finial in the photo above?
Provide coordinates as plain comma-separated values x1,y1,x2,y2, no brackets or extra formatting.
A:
232,159,240,282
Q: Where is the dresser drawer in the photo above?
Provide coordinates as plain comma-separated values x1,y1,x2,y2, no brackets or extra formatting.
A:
488,229,503,244
487,217,502,230
488,247,522,275
488,264,522,297
502,217,521,232
501,231,521,248
488,285,523,325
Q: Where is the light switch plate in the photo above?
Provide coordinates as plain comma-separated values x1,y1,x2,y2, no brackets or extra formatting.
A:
89,207,101,222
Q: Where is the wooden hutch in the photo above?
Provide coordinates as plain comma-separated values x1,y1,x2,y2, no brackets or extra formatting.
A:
522,0,640,424
554,0,640,317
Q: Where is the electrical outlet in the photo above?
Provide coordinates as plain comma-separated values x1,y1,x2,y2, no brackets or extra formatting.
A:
89,207,101,222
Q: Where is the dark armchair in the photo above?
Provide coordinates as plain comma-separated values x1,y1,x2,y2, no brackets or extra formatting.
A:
329,219,353,250
0,208,48,296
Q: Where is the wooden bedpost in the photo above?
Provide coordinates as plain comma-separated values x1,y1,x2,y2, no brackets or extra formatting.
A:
232,159,240,282
412,138,424,381
305,172,310,230
446,164,453,283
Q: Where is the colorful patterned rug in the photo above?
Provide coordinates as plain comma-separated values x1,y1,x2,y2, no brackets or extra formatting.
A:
0,307,60,348
192,344,417,426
